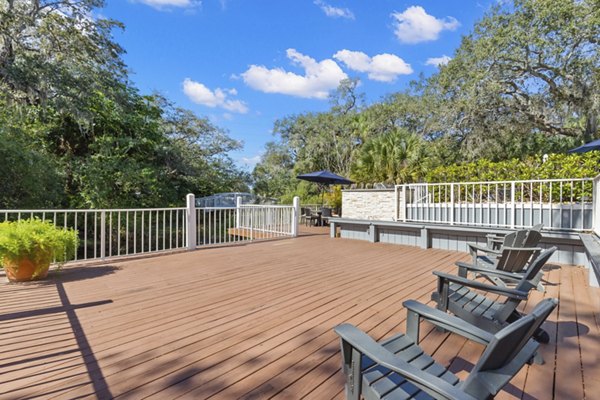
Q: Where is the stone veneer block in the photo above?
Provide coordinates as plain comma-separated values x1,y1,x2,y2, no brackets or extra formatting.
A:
342,189,396,221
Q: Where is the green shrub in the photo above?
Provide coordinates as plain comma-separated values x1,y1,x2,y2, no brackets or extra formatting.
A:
0,219,79,274
426,152,600,183
425,152,600,202
323,185,342,209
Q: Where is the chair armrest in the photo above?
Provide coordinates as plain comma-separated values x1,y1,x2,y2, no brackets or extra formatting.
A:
403,300,494,345
334,324,477,400
455,261,527,280
468,242,501,255
501,246,543,252
434,271,529,300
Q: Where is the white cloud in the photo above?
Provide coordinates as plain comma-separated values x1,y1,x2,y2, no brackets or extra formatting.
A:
136,0,200,10
334,50,412,82
425,55,452,67
183,78,248,113
391,6,459,44
314,0,354,20
240,155,262,168
241,49,348,99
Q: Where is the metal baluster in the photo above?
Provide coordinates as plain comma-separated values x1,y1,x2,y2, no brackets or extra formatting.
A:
134,211,138,254
582,180,585,230
175,210,178,249
84,212,88,260
92,211,97,259
126,211,129,255
109,212,113,257
74,212,78,261
549,182,553,229
142,211,146,252
118,212,121,256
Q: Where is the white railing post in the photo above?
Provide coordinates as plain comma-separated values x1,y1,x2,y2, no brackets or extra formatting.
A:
450,183,455,225
100,211,106,260
394,186,398,221
186,193,196,250
402,185,407,222
236,196,242,229
250,208,254,240
594,175,600,235
292,196,300,237
510,181,516,229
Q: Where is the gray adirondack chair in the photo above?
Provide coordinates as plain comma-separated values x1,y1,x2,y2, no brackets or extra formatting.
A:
334,298,557,400
484,223,544,251
469,228,542,267
432,247,556,344
464,229,544,290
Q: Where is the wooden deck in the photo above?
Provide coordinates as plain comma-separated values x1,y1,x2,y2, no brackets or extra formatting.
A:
1,226,598,399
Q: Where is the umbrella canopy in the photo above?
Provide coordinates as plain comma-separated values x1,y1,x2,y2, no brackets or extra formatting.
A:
296,170,353,185
567,139,600,153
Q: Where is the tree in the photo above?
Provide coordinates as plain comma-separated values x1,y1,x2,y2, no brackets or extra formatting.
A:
252,142,294,199
0,1,249,208
0,102,64,208
351,128,427,184
0,0,125,112
433,0,600,151
274,79,363,177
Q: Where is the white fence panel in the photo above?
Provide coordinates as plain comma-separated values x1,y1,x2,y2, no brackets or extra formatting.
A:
0,208,188,263
396,178,595,232
0,196,299,264
594,175,600,236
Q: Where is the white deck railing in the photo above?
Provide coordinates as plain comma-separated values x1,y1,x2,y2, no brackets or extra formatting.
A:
237,204,296,239
0,195,300,264
395,178,595,232
0,208,189,263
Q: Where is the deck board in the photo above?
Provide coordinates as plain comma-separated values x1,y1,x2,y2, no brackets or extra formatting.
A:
1,226,598,399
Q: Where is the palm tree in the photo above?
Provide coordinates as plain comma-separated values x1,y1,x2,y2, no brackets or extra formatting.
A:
351,128,426,184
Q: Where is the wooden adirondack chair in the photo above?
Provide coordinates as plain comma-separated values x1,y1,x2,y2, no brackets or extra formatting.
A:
431,247,556,344
334,298,557,400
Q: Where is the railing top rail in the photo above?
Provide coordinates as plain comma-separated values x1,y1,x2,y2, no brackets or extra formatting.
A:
196,206,237,210
239,204,294,208
0,207,187,213
396,177,594,188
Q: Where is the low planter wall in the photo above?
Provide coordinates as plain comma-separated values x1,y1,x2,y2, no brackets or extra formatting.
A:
328,218,597,286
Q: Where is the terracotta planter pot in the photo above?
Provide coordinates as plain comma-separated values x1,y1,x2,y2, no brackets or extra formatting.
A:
3,258,50,282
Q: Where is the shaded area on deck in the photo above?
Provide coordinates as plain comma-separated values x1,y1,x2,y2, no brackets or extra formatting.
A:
1,226,598,399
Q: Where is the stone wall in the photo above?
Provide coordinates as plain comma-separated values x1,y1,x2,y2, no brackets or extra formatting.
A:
342,189,396,221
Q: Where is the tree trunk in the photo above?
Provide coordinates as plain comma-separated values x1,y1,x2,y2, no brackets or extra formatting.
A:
584,114,598,143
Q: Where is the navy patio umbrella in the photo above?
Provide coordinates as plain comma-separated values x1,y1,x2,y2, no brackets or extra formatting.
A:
296,170,354,185
297,170,354,206
567,138,600,153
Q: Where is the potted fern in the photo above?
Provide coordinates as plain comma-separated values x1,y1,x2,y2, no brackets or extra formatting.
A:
0,218,79,282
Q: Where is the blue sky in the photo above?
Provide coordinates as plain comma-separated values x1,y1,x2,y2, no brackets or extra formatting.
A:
102,1,495,170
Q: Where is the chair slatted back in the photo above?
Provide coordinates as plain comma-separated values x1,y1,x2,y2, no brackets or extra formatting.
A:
472,298,557,373
514,247,556,291
495,229,543,272
491,247,555,322
523,230,542,247
510,230,529,247
500,232,517,247
496,247,539,272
